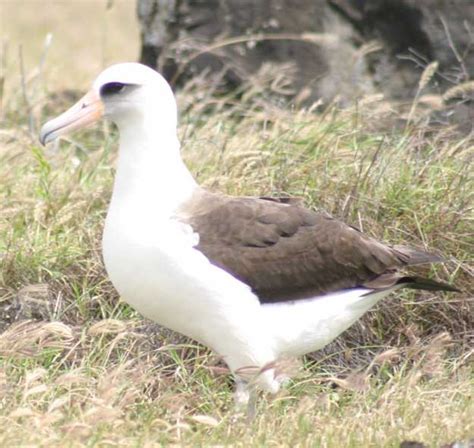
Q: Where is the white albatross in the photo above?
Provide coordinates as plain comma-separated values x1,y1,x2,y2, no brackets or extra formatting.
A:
39,62,457,411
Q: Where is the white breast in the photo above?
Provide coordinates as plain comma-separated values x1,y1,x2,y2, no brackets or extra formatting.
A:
102,214,277,377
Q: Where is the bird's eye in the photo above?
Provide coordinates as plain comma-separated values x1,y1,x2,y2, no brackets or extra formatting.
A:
100,82,127,96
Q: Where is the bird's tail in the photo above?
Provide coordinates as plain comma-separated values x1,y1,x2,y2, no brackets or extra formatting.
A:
398,276,460,292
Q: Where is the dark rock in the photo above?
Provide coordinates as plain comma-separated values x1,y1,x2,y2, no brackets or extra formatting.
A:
137,0,374,104
137,0,474,108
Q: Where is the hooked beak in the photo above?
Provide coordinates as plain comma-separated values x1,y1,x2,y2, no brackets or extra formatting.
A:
39,90,104,145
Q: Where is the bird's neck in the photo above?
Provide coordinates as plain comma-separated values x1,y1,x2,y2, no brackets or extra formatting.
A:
109,116,197,224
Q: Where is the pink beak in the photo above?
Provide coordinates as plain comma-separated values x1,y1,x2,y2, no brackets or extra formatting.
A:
39,90,104,145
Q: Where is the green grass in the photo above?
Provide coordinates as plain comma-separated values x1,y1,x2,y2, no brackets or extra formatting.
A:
1,33,473,448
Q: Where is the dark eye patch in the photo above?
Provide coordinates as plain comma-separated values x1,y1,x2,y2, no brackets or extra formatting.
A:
100,82,128,96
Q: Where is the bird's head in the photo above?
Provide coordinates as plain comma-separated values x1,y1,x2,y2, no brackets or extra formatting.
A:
40,62,176,145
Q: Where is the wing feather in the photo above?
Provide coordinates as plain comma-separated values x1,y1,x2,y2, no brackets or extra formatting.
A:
176,190,445,303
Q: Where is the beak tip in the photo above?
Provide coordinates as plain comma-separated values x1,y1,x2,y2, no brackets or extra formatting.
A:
39,127,50,146
39,121,59,146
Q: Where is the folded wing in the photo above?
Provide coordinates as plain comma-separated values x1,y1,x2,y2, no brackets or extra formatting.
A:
177,190,456,303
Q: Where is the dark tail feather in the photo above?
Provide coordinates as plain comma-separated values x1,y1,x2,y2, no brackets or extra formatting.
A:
393,245,445,266
398,276,460,292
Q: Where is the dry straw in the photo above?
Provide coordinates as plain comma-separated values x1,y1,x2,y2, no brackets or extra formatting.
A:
443,80,474,102
406,60,439,125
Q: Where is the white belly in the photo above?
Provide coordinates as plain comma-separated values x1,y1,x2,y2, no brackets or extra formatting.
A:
262,288,392,357
102,215,276,378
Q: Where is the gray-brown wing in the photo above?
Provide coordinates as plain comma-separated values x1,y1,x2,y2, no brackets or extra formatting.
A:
177,191,438,303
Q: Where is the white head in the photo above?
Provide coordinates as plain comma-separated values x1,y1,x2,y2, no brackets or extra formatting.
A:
40,62,177,145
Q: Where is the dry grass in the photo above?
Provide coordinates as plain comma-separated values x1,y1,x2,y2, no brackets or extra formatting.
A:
1,3,473,447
